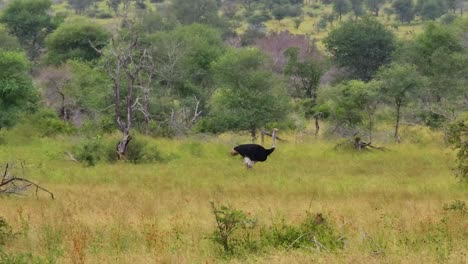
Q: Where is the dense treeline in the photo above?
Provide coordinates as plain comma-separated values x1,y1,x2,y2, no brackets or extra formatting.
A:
0,0,466,163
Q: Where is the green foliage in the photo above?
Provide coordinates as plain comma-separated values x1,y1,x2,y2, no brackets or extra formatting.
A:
443,200,466,213
149,24,225,99
45,17,110,64
272,4,302,20
67,0,93,14
210,202,257,254
324,17,395,81
65,60,111,111
392,0,415,23
333,0,351,20
0,25,19,51
365,0,386,15
261,212,345,251
318,80,380,138
16,109,76,137
204,48,290,136
376,63,426,106
171,0,222,26
415,0,447,20
397,22,467,105
0,51,37,129
446,120,468,180
0,0,57,59
75,135,166,166
120,137,165,164
284,47,324,102
76,136,105,166
140,10,177,34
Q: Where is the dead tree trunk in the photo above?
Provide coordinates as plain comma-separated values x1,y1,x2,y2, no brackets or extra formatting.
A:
250,127,257,142
394,100,402,143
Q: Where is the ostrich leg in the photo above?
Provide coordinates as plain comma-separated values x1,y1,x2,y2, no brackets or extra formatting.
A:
244,157,255,168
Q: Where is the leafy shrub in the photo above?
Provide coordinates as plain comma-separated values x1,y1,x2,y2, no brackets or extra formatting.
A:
105,136,165,164
75,134,167,166
75,137,105,166
10,109,75,139
443,200,466,213
261,213,345,251
210,202,257,254
446,120,468,180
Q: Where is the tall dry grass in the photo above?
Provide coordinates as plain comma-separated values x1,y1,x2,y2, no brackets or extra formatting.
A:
0,129,467,263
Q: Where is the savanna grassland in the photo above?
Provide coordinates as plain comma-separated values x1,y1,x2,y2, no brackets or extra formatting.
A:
0,128,467,263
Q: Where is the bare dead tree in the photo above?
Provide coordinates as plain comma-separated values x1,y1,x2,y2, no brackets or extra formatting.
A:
91,12,154,159
169,96,203,136
36,66,73,121
0,162,54,199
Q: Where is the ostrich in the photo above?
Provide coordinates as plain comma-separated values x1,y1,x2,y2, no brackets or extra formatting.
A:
230,128,278,168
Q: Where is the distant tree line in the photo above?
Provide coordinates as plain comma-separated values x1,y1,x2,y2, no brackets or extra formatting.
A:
0,0,466,158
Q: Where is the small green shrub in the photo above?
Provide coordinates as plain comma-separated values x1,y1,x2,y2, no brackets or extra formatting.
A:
446,120,468,180
75,137,106,166
261,213,345,251
210,202,257,254
104,136,165,164
443,200,466,213
261,218,303,249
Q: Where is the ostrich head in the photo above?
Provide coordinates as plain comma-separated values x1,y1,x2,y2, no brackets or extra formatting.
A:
230,148,239,156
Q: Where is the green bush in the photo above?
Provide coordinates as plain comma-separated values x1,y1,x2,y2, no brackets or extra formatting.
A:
261,213,345,251
443,200,466,213
210,202,257,254
75,137,105,166
446,120,468,180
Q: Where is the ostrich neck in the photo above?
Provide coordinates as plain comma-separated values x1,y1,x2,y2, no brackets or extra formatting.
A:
271,130,277,148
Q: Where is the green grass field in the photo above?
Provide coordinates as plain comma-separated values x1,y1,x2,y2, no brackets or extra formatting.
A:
0,128,467,263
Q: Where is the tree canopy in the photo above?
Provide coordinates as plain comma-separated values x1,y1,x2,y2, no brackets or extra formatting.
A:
324,17,395,81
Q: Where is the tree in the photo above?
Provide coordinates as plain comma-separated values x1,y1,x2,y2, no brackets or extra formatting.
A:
350,0,365,18
365,0,386,15
396,22,467,107
318,80,380,141
38,61,111,124
284,47,324,102
149,24,225,100
415,0,447,20
171,0,220,25
333,0,351,20
0,51,38,129
0,0,57,60
45,18,110,65
324,17,395,81
106,0,122,13
254,31,319,72
392,0,415,23
205,48,290,140
68,0,93,14
375,63,426,142
94,17,155,159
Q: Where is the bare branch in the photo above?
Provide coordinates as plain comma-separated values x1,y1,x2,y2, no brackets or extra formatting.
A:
0,163,55,199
